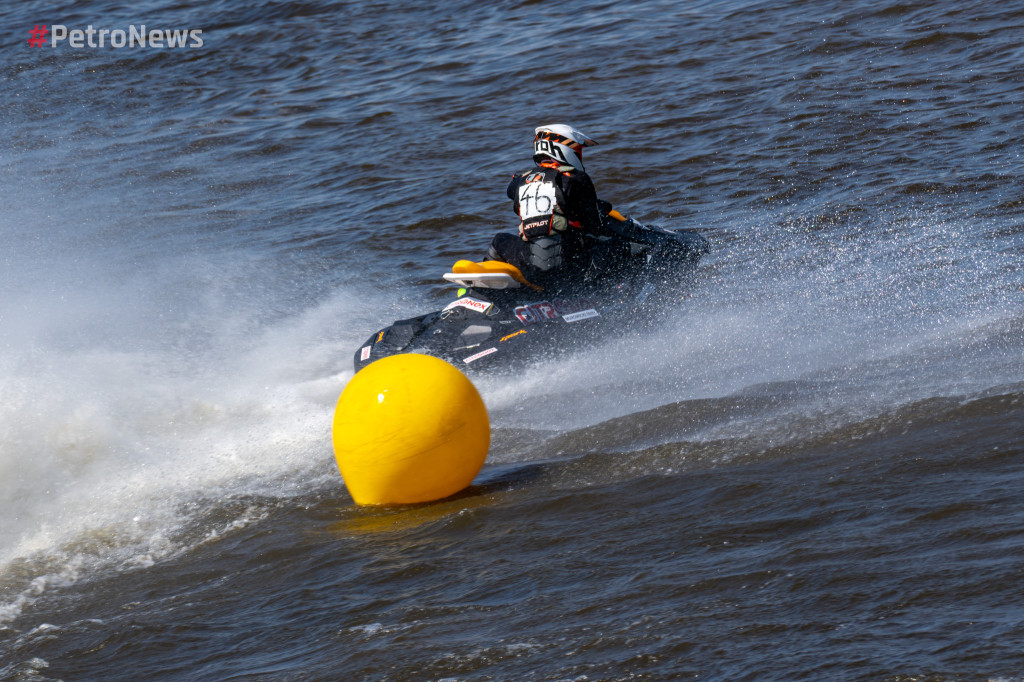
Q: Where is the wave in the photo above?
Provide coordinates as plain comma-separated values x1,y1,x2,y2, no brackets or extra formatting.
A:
0,215,384,621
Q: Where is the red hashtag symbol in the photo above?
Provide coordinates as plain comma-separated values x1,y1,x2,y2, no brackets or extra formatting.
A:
28,25,48,47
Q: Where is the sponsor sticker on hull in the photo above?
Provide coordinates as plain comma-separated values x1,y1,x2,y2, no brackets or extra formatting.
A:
462,347,498,364
500,329,527,342
514,297,598,325
635,283,657,304
562,308,600,323
444,296,493,315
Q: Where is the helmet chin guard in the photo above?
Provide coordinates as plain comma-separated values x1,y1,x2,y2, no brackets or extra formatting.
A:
533,124,598,171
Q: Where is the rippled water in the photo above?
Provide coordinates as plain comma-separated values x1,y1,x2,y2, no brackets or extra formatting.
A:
2,0,1023,679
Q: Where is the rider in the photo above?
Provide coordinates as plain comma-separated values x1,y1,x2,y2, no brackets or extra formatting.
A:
488,124,611,283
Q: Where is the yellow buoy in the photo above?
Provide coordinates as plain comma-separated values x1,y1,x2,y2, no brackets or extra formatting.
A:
332,354,490,505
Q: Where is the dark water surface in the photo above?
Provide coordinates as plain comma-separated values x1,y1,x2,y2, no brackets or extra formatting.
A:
2,0,1023,680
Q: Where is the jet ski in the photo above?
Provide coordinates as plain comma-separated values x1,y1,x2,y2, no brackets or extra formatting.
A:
353,211,710,374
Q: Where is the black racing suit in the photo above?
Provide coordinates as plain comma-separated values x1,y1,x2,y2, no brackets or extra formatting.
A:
488,160,608,283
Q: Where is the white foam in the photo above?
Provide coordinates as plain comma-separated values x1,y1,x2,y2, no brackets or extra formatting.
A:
478,212,1024,430
0,218,411,620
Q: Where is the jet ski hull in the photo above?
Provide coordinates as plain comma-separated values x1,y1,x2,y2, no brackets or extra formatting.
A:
353,219,709,374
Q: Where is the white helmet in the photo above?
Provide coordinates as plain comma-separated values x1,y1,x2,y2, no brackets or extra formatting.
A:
533,124,598,172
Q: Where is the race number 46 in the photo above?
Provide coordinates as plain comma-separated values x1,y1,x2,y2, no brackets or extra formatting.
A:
518,181,556,220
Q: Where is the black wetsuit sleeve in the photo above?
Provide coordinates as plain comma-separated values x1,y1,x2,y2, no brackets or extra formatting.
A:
565,171,605,235
507,173,523,215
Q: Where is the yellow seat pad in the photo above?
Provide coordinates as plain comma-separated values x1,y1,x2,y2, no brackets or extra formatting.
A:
449,260,540,290
452,260,524,276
